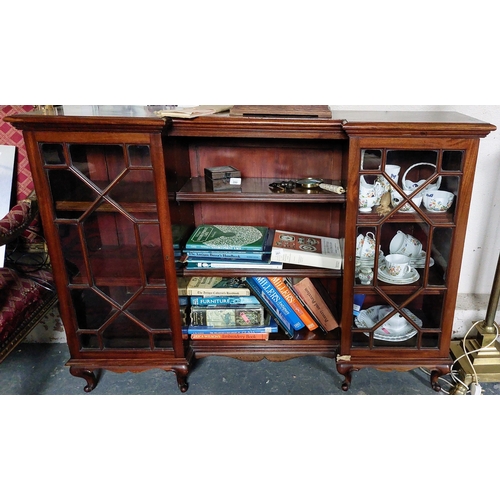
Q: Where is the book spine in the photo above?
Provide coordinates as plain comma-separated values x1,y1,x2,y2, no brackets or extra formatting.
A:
251,277,305,330
190,306,265,327
284,278,328,335
292,278,339,332
190,333,270,340
187,319,278,334
268,276,319,331
190,296,260,306
185,251,268,260
185,261,283,269
186,287,250,296
244,278,295,338
271,247,342,270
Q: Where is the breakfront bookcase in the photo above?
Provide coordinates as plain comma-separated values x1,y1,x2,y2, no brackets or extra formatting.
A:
6,106,495,393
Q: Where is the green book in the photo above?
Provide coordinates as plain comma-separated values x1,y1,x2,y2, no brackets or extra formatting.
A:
185,225,269,251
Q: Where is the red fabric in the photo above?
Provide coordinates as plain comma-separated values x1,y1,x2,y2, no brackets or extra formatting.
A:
0,268,53,342
0,105,35,202
0,199,32,240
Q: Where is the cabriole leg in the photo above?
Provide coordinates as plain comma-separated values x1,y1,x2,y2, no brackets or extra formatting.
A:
69,367,97,393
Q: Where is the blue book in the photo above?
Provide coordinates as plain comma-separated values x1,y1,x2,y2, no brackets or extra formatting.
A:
245,277,306,338
190,296,260,306
187,317,279,335
185,230,275,260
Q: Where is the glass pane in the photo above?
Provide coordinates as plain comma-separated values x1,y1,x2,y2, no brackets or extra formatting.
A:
360,149,382,171
69,144,126,190
58,222,88,284
442,151,463,171
41,143,66,165
356,226,378,285
107,169,156,205
429,228,453,286
127,289,171,330
138,224,165,285
128,145,151,167
72,288,115,330
48,169,99,216
102,313,151,349
82,208,142,287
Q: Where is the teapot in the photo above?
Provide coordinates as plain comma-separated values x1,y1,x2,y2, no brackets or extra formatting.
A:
359,175,385,212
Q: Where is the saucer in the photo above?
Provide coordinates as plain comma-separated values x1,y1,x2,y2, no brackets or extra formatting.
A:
354,306,422,342
378,266,420,284
410,251,435,268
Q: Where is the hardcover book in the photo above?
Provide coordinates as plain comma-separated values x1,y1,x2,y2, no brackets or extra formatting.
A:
187,317,278,339
244,277,306,338
185,258,283,270
270,230,343,270
186,276,250,296
189,332,270,340
185,225,269,252
268,276,318,331
190,295,260,306
185,229,274,260
291,277,339,332
243,277,294,338
190,305,265,327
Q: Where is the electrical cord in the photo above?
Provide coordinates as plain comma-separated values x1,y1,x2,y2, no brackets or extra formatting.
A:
418,320,500,395
449,320,500,394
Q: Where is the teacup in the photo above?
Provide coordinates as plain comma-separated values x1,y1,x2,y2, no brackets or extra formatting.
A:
385,164,401,185
359,232,376,259
423,190,454,212
389,230,422,259
391,189,423,213
384,254,413,278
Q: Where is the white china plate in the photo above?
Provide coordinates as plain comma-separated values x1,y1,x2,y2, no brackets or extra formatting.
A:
355,306,422,342
377,266,420,284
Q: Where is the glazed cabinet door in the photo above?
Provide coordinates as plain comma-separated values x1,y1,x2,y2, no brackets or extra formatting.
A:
27,132,185,360
340,137,480,390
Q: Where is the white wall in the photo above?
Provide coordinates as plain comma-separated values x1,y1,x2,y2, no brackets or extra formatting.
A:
334,105,500,295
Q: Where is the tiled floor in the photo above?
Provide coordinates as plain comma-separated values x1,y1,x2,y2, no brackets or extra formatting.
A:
1,342,500,395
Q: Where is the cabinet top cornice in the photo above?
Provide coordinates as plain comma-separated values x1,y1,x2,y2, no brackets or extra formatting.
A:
5,106,496,139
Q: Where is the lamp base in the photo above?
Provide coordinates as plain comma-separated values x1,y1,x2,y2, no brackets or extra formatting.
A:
449,322,500,394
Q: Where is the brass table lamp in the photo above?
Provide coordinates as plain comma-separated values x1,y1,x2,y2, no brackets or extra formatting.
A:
450,251,500,394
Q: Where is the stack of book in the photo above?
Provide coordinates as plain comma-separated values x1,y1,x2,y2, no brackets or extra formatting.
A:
183,224,283,270
184,276,278,340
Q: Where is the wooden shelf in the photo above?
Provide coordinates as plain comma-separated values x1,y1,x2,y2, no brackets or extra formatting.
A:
176,177,346,203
